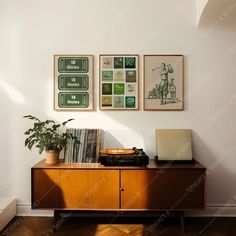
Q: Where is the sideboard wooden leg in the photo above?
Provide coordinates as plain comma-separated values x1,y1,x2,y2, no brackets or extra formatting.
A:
53,210,59,232
180,211,185,233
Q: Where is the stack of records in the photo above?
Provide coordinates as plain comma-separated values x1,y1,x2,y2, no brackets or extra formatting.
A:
64,129,103,163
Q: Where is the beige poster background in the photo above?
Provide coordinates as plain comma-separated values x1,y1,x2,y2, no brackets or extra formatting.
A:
144,55,183,110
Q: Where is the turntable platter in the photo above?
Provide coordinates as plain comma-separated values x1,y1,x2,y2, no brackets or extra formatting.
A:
100,149,135,155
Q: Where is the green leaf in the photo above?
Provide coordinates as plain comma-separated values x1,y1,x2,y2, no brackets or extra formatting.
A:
23,115,77,154
23,115,40,122
24,128,33,135
62,118,74,126
45,120,55,124
39,147,44,154
52,124,61,130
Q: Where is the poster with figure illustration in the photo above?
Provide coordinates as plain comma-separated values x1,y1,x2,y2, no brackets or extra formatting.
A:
144,55,184,111
99,54,139,110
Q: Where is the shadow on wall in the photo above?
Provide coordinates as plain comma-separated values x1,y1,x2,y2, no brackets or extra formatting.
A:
192,131,236,205
198,0,236,29
103,128,157,158
104,131,125,149
100,112,191,158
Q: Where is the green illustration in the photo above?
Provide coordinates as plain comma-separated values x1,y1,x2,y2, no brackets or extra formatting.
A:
114,57,124,69
102,83,112,95
114,96,124,108
114,83,124,95
58,75,88,90
58,92,89,108
126,70,136,82
58,57,89,73
148,63,180,105
102,71,113,81
125,96,136,108
125,57,136,69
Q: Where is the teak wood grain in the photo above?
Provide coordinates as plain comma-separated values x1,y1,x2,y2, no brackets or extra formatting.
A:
88,170,119,209
32,159,205,170
32,169,61,208
32,160,206,212
59,170,89,208
120,169,205,210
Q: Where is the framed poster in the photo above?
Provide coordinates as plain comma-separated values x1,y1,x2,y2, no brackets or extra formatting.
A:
54,55,94,111
99,54,139,110
144,55,184,111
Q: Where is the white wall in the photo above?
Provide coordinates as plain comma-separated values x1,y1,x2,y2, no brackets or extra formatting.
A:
1,0,236,213
196,0,208,26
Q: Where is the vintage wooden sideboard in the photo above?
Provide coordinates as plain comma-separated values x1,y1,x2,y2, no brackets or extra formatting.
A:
31,159,206,231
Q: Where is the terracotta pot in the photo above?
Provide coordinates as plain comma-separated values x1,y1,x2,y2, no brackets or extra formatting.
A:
45,150,60,164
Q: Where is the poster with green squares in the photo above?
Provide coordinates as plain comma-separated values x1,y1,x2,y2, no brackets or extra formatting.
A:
54,55,94,111
100,54,139,110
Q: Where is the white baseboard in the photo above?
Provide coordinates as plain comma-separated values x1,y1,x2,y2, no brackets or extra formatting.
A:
16,202,236,217
17,202,53,217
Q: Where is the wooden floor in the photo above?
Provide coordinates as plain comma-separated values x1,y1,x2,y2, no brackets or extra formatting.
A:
1,216,236,236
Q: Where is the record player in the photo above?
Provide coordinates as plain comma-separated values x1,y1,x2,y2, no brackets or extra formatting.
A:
100,147,149,166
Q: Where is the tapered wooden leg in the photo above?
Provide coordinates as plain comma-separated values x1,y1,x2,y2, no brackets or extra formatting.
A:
180,211,185,233
53,210,59,231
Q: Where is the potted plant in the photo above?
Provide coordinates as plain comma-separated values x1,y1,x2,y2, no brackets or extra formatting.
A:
23,115,79,164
